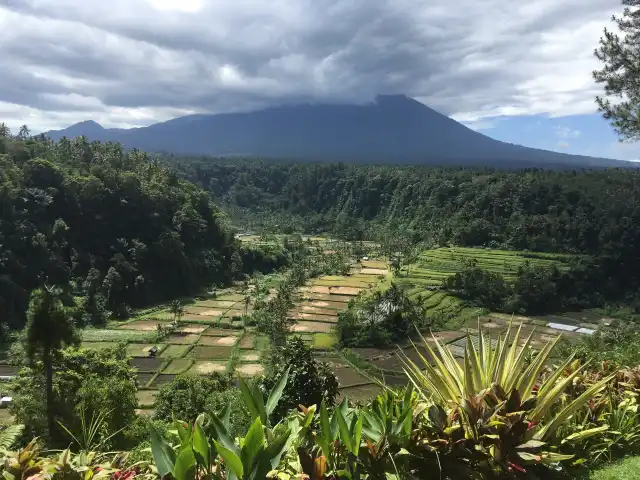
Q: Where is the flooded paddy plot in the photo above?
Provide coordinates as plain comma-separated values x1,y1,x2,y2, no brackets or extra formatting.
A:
136,372,155,387
150,374,177,387
130,357,165,372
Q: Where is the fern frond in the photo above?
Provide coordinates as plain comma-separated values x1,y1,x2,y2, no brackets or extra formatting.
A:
0,424,25,450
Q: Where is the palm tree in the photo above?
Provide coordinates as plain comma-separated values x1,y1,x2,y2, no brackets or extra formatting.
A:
24,286,78,439
168,300,184,325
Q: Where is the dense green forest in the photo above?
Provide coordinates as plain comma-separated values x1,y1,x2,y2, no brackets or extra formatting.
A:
166,156,640,304
0,133,289,329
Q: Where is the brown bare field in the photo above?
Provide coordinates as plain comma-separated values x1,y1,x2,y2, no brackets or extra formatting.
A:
239,352,260,362
310,286,332,294
198,335,238,347
191,361,227,375
177,324,208,334
313,280,372,288
330,287,363,296
308,300,351,310
136,390,157,407
194,309,225,317
359,268,388,275
119,320,169,331
292,321,334,333
239,335,254,349
166,333,200,344
300,305,341,316
290,312,339,323
236,364,264,376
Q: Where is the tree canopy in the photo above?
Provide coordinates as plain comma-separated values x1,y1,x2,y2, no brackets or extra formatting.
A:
0,129,240,327
594,0,640,140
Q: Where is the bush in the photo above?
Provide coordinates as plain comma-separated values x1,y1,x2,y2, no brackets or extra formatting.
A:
260,336,339,421
154,373,235,423
10,344,137,449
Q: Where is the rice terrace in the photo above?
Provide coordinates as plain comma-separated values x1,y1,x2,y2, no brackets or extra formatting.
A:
52,236,612,413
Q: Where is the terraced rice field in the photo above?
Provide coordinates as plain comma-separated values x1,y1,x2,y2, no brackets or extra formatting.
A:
76,287,278,411
409,247,574,283
351,310,609,378
288,262,390,338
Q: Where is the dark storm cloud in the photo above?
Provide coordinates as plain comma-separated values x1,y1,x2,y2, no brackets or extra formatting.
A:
0,0,623,130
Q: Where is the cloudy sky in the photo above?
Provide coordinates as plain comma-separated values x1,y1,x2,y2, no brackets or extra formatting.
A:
0,0,635,159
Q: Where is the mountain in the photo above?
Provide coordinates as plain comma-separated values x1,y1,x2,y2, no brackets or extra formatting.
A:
44,95,632,168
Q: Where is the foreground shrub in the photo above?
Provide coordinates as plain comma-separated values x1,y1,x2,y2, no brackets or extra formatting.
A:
11,344,137,449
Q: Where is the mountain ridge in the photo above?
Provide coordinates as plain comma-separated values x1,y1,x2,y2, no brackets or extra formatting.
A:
44,95,632,168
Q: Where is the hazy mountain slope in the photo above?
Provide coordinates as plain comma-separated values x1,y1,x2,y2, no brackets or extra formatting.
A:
45,95,629,167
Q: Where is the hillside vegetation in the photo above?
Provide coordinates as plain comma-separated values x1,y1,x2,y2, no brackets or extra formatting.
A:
0,132,288,329
170,158,640,305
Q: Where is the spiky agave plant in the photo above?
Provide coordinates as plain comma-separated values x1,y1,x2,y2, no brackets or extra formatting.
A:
401,322,615,475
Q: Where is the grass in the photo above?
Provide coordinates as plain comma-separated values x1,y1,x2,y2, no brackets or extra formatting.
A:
81,329,157,343
313,333,337,349
585,457,640,480
80,341,119,350
162,358,194,374
159,344,192,358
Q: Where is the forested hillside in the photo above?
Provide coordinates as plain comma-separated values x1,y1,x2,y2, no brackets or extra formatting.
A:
169,157,640,302
0,132,248,328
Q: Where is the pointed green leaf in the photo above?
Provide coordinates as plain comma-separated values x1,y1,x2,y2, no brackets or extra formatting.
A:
336,409,354,453
173,446,196,480
319,399,332,442
242,417,265,470
562,425,609,444
192,421,210,469
252,382,268,425
238,376,261,422
214,440,244,478
353,412,363,456
266,366,291,417
209,411,240,457
149,424,176,477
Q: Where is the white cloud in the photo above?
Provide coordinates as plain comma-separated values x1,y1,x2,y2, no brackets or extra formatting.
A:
0,0,624,132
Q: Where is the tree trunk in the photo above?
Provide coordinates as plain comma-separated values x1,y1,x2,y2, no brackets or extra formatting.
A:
44,347,55,440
